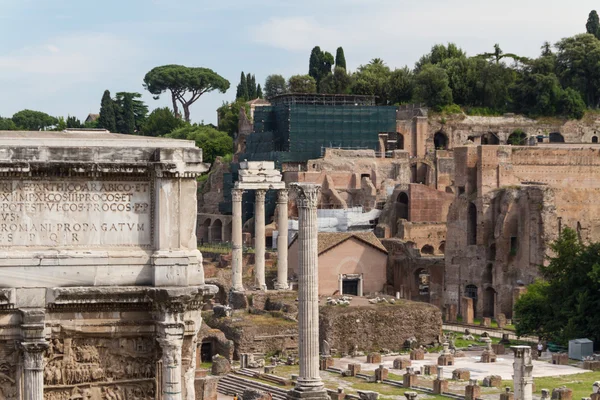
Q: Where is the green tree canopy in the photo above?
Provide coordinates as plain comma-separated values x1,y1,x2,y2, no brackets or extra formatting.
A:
217,99,250,138
308,46,334,91
335,47,347,70
515,227,600,346
319,66,352,95
115,92,148,131
66,116,83,129
389,67,415,104
414,65,453,110
264,74,287,99
12,110,57,131
98,90,116,132
555,34,600,107
351,60,392,105
166,124,233,164
140,107,185,137
143,65,230,122
0,117,18,130
415,43,466,72
236,72,249,101
256,84,263,99
586,10,600,39
287,75,317,94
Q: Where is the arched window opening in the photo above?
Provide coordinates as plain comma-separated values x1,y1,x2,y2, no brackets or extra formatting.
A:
549,132,564,143
488,243,496,261
593,136,598,144
211,219,223,243
397,133,405,150
396,192,409,220
434,132,448,150
421,245,434,255
508,130,527,145
482,133,500,145
439,241,446,254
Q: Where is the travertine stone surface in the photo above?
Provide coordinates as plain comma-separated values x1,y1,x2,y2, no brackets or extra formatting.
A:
231,189,244,291
512,346,534,400
0,130,217,400
276,190,289,290
288,183,328,400
254,189,267,290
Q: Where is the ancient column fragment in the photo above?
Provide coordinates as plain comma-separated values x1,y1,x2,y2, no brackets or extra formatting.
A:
254,189,267,290
158,325,185,400
21,341,48,400
275,189,289,290
231,188,244,291
288,183,328,400
512,346,534,400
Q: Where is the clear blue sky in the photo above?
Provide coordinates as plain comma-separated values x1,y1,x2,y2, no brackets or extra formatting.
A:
0,0,597,125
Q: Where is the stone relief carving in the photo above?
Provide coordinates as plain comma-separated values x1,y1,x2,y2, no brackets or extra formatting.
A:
0,341,17,400
43,337,157,400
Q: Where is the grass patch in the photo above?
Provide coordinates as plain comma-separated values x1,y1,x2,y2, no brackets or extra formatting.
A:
198,362,212,370
502,372,598,400
235,312,296,327
271,365,299,378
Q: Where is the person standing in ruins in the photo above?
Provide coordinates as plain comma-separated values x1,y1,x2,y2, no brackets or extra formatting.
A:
537,342,543,357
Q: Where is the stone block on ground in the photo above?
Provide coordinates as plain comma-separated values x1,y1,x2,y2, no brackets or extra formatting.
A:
583,360,600,371
452,368,470,381
480,317,491,327
482,375,502,388
194,376,220,400
433,379,448,395
492,344,505,355
229,290,248,309
211,354,231,375
348,363,361,376
500,387,514,400
375,365,388,381
496,313,507,328
461,297,474,324
551,387,573,400
320,356,334,370
367,353,382,364
552,353,569,365
403,369,417,388
423,364,437,375
357,391,379,400
409,348,425,360
465,380,481,400
438,354,454,366
393,358,411,369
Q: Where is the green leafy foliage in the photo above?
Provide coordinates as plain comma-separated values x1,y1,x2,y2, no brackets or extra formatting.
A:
143,64,230,122
66,116,83,128
264,75,287,99
256,84,263,99
217,99,250,138
351,60,391,104
515,227,600,346
115,92,148,132
12,109,57,130
389,67,415,104
586,10,600,39
141,107,185,137
166,124,233,164
414,65,453,110
308,46,335,91
287,75,317,94
0,117,17,130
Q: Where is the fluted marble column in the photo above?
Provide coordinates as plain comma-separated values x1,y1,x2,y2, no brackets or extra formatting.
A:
21,341,48,400
512,346,533,400
158,331,184,400
275,189,289,290
254,189,267,290
231,188,244,291
289,183,327,400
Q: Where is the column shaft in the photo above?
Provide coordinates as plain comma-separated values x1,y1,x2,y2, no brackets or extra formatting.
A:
231,189,244,291
254,189,267,290
21,342,48,400
293,183,323,390
276,189,289,290
158,337,184,400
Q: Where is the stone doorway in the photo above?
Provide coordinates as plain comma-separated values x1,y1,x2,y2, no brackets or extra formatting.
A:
200,340,214,363
340,274,363,296
465,284,478,318
484,287,496,318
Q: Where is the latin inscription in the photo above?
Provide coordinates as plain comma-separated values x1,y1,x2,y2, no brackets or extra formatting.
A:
0,180,151,247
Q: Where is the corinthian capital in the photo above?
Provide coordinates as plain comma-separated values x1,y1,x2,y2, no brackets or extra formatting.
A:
291,183,321,209
231,189,243,202
20,341,49,371
255,189,267,202
277,189,288,203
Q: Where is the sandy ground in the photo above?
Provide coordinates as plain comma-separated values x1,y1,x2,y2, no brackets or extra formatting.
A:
333,351,589,380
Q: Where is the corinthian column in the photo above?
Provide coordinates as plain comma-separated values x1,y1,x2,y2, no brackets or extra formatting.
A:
158,327,185,400
275,189,289,290
254,189,267,290
21,341,48,400
288,183,327,400
231,188,244,291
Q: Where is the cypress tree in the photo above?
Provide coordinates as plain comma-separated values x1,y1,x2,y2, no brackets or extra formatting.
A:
587,10,600,39
98,90,116,132
246,73,254,99
236,72,248,100
335,47,347,70
122,94,136,134
309,46,322,82
257,84,263,99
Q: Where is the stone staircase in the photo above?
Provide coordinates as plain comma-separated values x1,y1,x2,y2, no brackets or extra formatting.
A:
217,372,289,400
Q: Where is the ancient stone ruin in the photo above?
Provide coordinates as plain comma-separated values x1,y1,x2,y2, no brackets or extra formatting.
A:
0,130,216,400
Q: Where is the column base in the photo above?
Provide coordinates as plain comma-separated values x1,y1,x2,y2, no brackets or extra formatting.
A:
274,283,289,290
287,386,329,400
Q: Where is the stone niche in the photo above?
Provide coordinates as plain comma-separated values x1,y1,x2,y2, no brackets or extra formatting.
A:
0,130,217,400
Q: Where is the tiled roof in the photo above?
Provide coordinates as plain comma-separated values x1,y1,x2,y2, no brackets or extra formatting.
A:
290,231,388,255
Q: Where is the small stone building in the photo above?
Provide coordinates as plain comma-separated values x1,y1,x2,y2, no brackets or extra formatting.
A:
288,232,388,296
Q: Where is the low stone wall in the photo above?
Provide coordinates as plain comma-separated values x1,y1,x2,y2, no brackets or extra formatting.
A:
319,301,442,354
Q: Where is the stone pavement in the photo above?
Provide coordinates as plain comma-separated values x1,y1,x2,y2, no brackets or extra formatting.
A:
334,351,589,380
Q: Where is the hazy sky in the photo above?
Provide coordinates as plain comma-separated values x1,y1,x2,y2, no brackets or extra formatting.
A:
0,0,597,125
